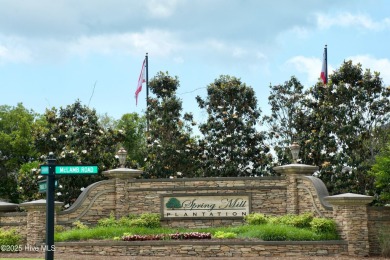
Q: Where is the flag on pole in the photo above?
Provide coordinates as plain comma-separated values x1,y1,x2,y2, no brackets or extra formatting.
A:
320,45,328,85
135,59,146,106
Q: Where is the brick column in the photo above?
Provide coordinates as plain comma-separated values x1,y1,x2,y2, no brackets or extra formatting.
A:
274,164,318,214
325,193,373,257
103,168,142,219
20,199,63,246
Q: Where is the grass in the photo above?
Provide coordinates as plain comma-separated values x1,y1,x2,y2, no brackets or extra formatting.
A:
55,223,339,242
54,212,340,242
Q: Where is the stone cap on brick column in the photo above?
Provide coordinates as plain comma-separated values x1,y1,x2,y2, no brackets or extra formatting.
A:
324,193,374,206
0,200,19,212
273,164,319,176
102,168,143,179
19,199,63,211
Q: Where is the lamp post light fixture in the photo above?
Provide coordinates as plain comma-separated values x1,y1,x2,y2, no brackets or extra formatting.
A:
290,142,300,164
117,147,127,168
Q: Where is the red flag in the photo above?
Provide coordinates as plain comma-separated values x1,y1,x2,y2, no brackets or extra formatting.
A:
320,46,327,84
135,59,146,105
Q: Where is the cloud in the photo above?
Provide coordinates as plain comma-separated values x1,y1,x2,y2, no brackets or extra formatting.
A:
286,55,390,86
348,55,390,84
0,36,32,64
316,12,390,31
69,29,181,57
145,0,184,18
285,56,323,84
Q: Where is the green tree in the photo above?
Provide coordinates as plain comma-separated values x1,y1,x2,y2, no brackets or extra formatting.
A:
369,136,390,203
302,61,390,196
196,75,273,177
34,100,124,206
145,71,200,178
0,103,40,202
116,113,147,168
263,76,309,165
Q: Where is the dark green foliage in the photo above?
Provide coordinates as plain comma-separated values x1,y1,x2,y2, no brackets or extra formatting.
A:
302,61,390,196
116,113,147,168
145,71,200,178
263,76,308,166
34,100,125,207
0,103,41,202
197,75,272,177
369,138,390,203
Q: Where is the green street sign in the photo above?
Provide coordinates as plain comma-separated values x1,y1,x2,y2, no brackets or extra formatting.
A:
40,165,98,175
40,165,49,174
38,179,58,193
55,165,98,175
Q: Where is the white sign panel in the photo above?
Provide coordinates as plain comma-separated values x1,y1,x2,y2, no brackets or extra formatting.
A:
162,194,250,219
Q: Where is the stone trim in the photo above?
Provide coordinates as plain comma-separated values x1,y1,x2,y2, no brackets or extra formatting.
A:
325,193,374,206
55,240,348,257
273,164,319,175
127,176,284,183
59,179,115,215
57,187,115,224
57,240,347,247
299,176,332,210
128,185,286,192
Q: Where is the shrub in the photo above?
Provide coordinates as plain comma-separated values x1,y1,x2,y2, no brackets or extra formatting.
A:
276,213,313,228
55,225,66,233
213,231,237,239
72,220,88,230
0,228,21,249
97,212,117,227
244,213,268,225
136,213,161,228
310,217,337,233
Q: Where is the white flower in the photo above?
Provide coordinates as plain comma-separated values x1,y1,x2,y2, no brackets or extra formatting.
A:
176,172,183,176
38,175,42,179
69,150,75,154
51,137,57,142
59,185,63,189
82,150,87,154
80,187,85,191
64,204,70,208
329,152,335,157
321,150,326,155
169,176,174,179
56,192,62,196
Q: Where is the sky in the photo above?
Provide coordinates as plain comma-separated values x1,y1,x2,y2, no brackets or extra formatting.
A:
1,0,389,126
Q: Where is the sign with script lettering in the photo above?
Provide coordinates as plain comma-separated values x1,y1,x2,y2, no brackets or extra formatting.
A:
161,193,251,219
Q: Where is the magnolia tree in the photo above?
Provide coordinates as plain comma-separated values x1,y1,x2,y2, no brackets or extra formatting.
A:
145,72,200,178
263,76,309,166
196,75,273,177
34,100,124,207
302,61,390,196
